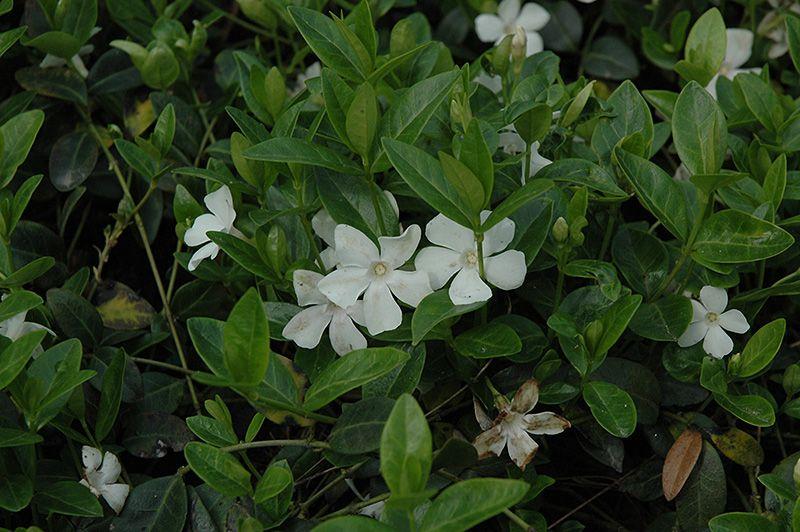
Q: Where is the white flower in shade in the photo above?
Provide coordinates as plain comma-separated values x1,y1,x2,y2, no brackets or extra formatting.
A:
499,129,552,180
184,185,238,271
79,446,129,514
415,212,527,305
759,1,800,59
317,225,431,335
705,29,760,99
0,296,54,343
473,380,570,470
474,70,503,94
39,27,101,78
673,163,691,182
291,61,322,95
475,0,550,57
282,269,367,356
312,192,400,271
678,286,750,359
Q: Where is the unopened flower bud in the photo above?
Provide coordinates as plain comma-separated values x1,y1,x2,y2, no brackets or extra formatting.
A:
552,217,569,243
512,26,527,62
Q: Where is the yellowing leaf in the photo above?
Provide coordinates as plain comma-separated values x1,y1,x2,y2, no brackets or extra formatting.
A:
710,428,764,467
125,98,155,137
95,281,155,330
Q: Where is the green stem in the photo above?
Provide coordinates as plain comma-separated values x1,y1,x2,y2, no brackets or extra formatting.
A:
220,439,330,452
523,143,532,184
131,356,194,375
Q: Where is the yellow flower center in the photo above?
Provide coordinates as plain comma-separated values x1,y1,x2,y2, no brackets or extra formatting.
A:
706,312,719,324
465,251,479,266
373,262,388,276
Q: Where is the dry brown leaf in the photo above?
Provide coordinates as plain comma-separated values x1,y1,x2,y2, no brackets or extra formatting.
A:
662,428,703,501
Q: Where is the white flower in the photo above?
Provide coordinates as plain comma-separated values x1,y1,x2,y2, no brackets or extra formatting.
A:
758,2,800,59
415,212,527,305
317,225,431,335
705,29,760,99
473,380,570,470
291,61,322,95
39,27,101,78
184,185,238,271
474,70,503,94
79,446,129,514
499,129,552,180
673,163,691,182
0,295,54,343
678,286,750,359
475,0,550,57
359,500,386,519
282,269,367,356
312,191,400,271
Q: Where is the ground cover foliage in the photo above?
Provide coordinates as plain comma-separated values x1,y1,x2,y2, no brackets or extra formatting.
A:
2,0,800,530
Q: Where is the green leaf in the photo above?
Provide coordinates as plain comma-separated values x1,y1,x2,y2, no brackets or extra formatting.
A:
701,357,727,394
15,66,87,105
676,443,726,530
709,512,780,532
730,319,785,378
304,347,409,411
693,209,794,263
0,289,41,322
114,139,157,180
46,288,104,349
313,516,393,531
788,15,800,74
459,119,494,202
0,109,44,186
0,331,47,390
34,481,103,517
419,478,529,532
383,138,476,228
583,380,637,437
380,394,432,496
0,474,32,512
186,416,237,446
595,294,642,360
244,137,362,174
629,295,693,341
453,323,522,358
676,8,726,85
288,6,370,81
48,131,98,192
613,147,691,240
714,392,776,427
207,231,275,280
736,73,783,132
591,80,653,161
316,172,399,241
411,290,486,345
223,288,270,386
322,68,355,147
672,81,727,175
112,475,188,531
536,159,626,199
0,427,43,448
254,464,293,504
346,82,378,158
330,397,395,455
0,27,26,59
95,348,126,441
439,151,484,215
151,103,176,158
513,103,552,146
24,30,82,58
184,442,252,497
481,178,553,231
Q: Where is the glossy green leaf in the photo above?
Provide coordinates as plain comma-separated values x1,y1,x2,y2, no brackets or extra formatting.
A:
730,319,785,378
583,380,637,437
419,479,529,531
380,394,432,496
223,288,269,386
184,442,252,497
672,81,727,175
693,210,794,263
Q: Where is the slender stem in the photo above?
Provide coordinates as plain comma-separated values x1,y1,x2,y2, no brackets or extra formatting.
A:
300,461,366,515
321,492,390,518
503,508,534,531
256,399,337,424
747,468,763,513
523,143,532,184
650,252,688,301
166,240,182,303
597,208,616,260
131,356,194,375
220,439,330,452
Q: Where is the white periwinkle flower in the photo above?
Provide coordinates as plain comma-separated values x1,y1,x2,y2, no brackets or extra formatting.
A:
282,269,367,356
473,380,570,470
79,446,129,514
415,212,527,305
499,128,552,180
184,185,237,271
475,0,550,57
0,295,54,342
705,29,760,99
317,225,431,335
678,286,750,359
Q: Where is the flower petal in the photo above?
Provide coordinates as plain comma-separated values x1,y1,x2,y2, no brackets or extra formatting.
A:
82,446,102,471
364,281,402,335
188,242,219,271
703,325,734,359
100,483,130,514
725,28,754,69
475,14,505,44
678,320,708,348
474,425,507,458
414,246,463,290
498,0,521,24
523,411,571,435
506,427,539,470
379,224,421,268
320,247,338,270
525,31,544,56
97,452,122,485
499,130,526,155
0,313,26,340
529,141,552,176
705,73,721,99
425,214,475,253
387,270,432,307
719,309,750,334
484,250,527,290
346,301,367,327
517,3,550,31
511,379,540,413
449,267,492,305
293,269,328,307
690,299,707,322
699,286,727,314
204,186,236,228
474,398,493,431
481,212,516,255
312,209,337,247
334,225,380,267
282,305,333,349
317,267,371,308
184,214,224,246
328,308,367,356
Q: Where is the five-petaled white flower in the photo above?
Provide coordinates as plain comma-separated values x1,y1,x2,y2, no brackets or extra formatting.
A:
317,225,431,335
705,28,760,99
415,212,527,305
0,295,54,343
184,185,238,271
282,269,367,356
678,286,750,359
475,0,550,57
79,446,129,514
473,379,570,470
499,128,552,180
